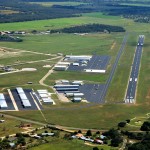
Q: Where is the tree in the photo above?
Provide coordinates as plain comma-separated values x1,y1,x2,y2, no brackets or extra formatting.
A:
126,119,130,123
17,136,26,146
86,130,92,136
111,136,123,147
93,147,99,150
141,121,150,131
118,122,126,127
96,131,100,134
78,130,82,133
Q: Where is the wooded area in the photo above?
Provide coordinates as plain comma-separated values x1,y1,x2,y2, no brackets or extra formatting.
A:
51,24,125,33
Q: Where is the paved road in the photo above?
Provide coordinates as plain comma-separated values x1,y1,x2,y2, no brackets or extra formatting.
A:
39,56,63,87
125,35,144,103
99,33,129,102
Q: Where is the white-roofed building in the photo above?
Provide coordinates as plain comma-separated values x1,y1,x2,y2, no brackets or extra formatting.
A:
19,93,28,100
37,90,48,94
16,87,24,94
0,99,8,108
0,93,5,100
22,100,31,107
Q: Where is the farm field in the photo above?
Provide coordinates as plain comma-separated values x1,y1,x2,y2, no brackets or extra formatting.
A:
29,2,87,7
120,3,150,7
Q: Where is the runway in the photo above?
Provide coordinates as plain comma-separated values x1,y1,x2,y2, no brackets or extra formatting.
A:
125,35,144,103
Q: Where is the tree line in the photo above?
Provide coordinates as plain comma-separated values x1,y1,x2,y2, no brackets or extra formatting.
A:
0,35,23,42
0,0,90,23
50,23,125,33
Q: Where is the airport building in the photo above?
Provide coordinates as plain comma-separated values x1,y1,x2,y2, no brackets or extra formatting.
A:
37,90,54,104
0,93,8,109
16,87,31,108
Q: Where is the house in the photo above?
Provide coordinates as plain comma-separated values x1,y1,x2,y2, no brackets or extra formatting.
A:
93,139,104,144
9,142,15,148
41,133,55,136
100,135,106,139
75,133,83,138
0,120,5,123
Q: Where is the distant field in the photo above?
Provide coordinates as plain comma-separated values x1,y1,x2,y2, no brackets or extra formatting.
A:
0,10,20,15
29,2,87,7
121,3,150,7
0,12,149,32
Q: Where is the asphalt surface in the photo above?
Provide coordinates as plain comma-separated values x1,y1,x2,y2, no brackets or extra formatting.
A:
67,55,110,72
0,94,15,110
11,89,42,110
79,84,105,103
125,35,144,103
99,33,129,103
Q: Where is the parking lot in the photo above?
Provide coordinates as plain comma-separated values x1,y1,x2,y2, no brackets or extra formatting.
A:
79,84,105,103
67,55,110,72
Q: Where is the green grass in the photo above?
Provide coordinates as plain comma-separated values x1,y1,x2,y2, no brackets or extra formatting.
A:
0,33,123,55
0,52,52,65
46,71,108,84
136,34,150,103
0,62,50,88
3,103,150,130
